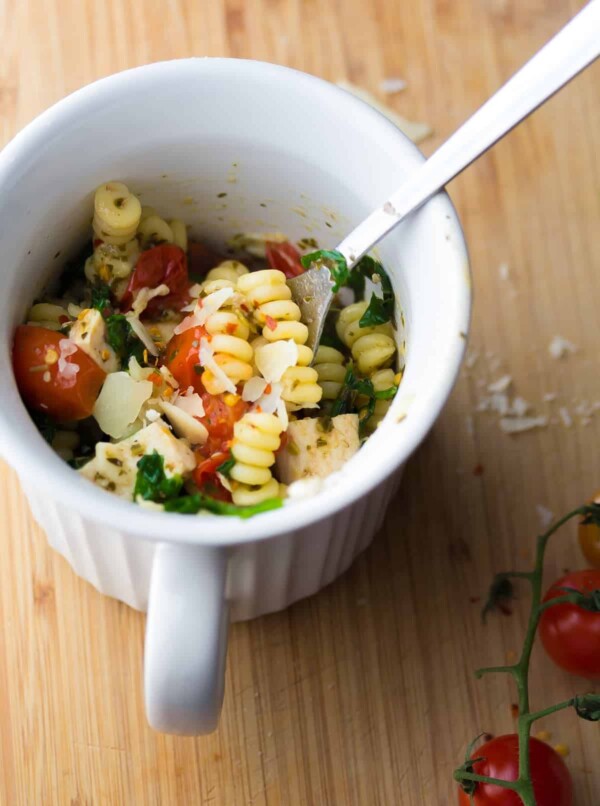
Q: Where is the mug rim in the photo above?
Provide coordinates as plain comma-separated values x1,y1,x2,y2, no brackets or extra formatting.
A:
0,57,471,545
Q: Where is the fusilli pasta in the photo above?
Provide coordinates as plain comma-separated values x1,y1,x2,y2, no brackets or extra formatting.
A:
237,270,322,408
137,206,188,251
336,300,396,375
230,412,284,504
313,345,347,400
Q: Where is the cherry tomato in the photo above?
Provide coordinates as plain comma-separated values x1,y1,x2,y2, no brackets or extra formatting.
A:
198,392,248,457
12,325,106,421
193,451,232,501
187,241,226,280
265,241,304,278
457,735,572,805
579,490,600,569
163,326,207,391
122,244,189,315
539,569,600,678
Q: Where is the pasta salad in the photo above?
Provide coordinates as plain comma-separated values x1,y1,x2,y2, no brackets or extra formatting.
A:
12,182,403,517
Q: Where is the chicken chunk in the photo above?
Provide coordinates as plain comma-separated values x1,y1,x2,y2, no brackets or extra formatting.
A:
79,421,195,499
276,414,360,484
69,308,119,372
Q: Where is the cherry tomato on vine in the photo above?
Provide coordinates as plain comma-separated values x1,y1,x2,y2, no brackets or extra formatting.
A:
265,241,304,278
122,244,189,315
12,325,106,421
578,490,600,569
457,734,572,805
539,569,600,678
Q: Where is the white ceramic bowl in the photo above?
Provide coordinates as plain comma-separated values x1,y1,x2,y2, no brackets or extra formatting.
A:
0,59,470,734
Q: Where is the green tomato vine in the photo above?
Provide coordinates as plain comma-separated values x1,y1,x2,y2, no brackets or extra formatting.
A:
454,504,600,804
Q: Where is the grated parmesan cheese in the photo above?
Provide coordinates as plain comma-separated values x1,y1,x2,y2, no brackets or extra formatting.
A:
173,287,234,335
126,313,159,356
487,375,512,393
254,340,299,383
199,337,236,394
558,407,573,428
379,77,407,94
499,416,548,434
549,335,577,359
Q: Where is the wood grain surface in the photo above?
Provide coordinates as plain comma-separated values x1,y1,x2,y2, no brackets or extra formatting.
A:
1,0,599,803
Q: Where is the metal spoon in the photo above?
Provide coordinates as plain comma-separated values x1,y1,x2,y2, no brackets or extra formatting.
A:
289,0,600,353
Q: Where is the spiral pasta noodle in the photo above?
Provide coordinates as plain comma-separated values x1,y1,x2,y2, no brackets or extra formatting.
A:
368,368,397,431
201,297,254,395
201,260,249,294
230,412,284,505
93,182,142,246
137,206,188,251
336,301,396,375
313,345,347,400
87,182,142,283
236,270,322,408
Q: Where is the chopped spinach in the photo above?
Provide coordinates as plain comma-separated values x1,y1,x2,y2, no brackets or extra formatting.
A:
300,250,395,325
164,494,283,518
105,314,145,365
331,363,398,434
216,457,235,478
133,451,184,503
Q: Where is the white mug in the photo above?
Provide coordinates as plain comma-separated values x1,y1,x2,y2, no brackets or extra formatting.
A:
0,59,471,734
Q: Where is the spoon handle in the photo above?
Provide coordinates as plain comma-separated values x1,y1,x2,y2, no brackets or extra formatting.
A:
337,0,600,267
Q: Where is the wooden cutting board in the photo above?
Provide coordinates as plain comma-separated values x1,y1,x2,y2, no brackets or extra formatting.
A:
1,1,599,803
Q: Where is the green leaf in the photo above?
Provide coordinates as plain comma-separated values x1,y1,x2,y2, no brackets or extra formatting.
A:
216,457,235,478
482,575,515,622
374,384,399,400
356,256,395,327
106,314,145,365
301,249,349,292
330,364,398,433
91,283,112,315
164,494,283,518
574,693,600,721
133,451,184,503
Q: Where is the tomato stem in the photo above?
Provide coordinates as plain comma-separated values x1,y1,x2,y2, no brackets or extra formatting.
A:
454,505,589,806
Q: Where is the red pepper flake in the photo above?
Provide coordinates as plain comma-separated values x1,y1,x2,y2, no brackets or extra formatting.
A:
265,315,278,332
148,371,162,385
225,322,237,335
473,463,484,476
93,238,103,248
58,315,70,324
264,383,272,394
255,405,263,413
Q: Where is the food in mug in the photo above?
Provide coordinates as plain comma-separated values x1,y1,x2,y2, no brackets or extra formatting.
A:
12,182,403,517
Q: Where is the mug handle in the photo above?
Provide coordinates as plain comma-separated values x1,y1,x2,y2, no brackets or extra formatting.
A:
144,542,229,734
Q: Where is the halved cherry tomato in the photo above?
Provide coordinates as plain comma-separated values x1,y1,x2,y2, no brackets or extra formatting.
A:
193,451,232,501
163,327,205,392
457,735,572,805
122,244,189,315
12,325,106,421
265,241,305,278
579,490,600,569
187,241,226,280
198,392,248,457
539,569,600,679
